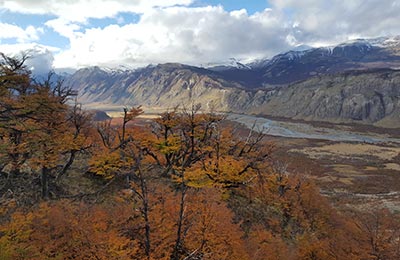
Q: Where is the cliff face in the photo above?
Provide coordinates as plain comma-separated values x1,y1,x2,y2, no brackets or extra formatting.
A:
67,64,252,111
250,70,400,127
67,65,400,127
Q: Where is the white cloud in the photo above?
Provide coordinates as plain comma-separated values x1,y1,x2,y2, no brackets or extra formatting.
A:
0,23,43,43
25,48,55,75
53,6,292,69
3,0,400,70
270,0,400,44
45,19,82,39
0,43,58,74
1,0,194,22
49,0,400,69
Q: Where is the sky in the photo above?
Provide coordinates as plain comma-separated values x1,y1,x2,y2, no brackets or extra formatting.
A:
1,0,400,74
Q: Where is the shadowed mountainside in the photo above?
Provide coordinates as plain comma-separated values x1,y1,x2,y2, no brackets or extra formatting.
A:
211,37,400,87
66,37,400,127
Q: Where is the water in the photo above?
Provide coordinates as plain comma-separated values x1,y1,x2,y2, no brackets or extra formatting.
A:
228,114,400,144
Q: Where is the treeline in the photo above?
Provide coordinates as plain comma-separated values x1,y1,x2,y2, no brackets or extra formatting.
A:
1,54,400,260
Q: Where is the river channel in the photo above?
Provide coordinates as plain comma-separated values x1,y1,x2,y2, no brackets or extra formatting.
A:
228,114,400,144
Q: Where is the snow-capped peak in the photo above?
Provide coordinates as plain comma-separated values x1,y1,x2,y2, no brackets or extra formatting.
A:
366,36,400,48
205,58,252,70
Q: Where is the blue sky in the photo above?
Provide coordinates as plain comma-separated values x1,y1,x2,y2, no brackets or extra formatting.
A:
1,0,399,73
194,0,270,14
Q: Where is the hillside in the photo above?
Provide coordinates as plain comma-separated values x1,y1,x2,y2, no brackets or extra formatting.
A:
249,69,400,127
3,46,400,260
67,63,252,111
64,37,400,127
67,65,400,127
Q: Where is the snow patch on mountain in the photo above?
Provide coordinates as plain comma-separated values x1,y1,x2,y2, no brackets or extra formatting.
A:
205,58,252,70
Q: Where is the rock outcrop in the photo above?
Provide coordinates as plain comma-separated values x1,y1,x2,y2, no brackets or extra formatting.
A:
249,69,400,127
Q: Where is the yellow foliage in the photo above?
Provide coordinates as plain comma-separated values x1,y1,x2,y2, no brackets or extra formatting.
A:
89,150,133,179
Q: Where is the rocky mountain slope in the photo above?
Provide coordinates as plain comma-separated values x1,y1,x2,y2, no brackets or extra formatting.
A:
210,36,400,87
249,69,400,127
66,37,400,127
68,63,250,111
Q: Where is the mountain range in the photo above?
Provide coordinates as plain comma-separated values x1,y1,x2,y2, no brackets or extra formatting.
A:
66,36,400,127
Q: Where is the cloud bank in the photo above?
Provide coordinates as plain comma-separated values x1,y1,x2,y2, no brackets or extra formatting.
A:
1,0,400,70
52,6,292,68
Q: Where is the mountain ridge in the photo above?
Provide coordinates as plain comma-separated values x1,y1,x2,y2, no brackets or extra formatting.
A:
66,36,400,127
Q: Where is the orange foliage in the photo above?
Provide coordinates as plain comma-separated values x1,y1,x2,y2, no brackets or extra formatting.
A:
356,208,400,260
1,55,94,199
246,226,290,260
0,200,137,260
0,188,249,260
2,62,400,260
129,185,249,259
232,171,365,260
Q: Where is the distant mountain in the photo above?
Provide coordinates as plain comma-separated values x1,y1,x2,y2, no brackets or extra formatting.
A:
33,71,69,85
248,68,400,127
213,36,400,87
206,58,252,71
65,36,400,127
67,63,248,111
92,110,111,121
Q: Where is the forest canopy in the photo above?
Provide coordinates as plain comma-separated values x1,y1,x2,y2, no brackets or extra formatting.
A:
1,54,400,260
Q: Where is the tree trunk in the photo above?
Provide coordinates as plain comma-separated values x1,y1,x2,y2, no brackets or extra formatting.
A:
56,150,76,182
139,167,151,259
171,174,187,260
41,167,49,199
142,183,151,259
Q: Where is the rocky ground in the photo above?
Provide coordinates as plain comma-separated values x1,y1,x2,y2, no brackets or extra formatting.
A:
232,114,400,212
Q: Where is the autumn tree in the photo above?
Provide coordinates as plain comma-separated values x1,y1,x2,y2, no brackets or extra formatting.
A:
141,104,273,259
0,199,137,260
0,52,32,177
229,165,364,260
88,104,273,259
63,104,93,179
89,106,157,257
146,187,249,260
4,53,400,260
0,53,92,201
356,208,400,260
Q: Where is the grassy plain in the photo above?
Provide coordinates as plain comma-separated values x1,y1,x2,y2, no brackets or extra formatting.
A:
270,134,400,212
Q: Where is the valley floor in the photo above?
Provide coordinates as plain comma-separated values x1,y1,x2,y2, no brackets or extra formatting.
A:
233,117,400,212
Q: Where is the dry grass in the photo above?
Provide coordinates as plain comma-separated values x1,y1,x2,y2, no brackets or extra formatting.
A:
291,143,400,161
385,163,400,171
277,139,400,211
229,116,400,212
